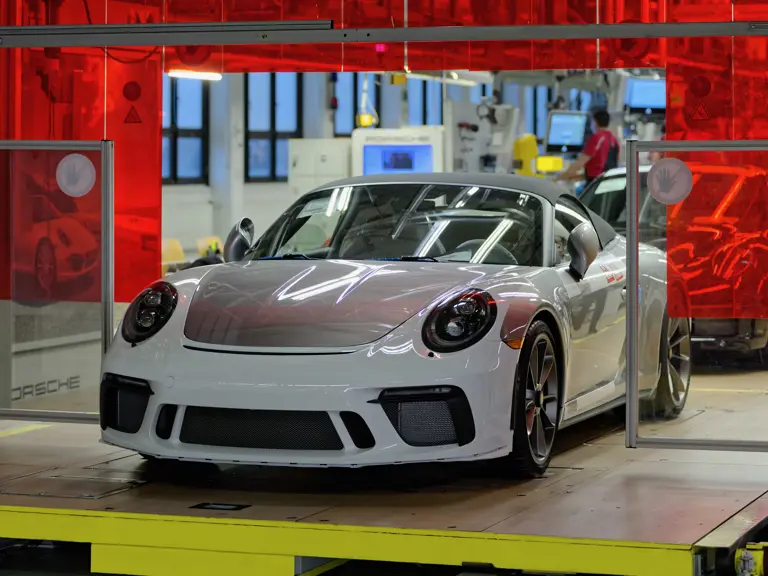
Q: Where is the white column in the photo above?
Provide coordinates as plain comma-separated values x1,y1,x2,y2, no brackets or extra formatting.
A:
209,74,245,241
303,73,333,138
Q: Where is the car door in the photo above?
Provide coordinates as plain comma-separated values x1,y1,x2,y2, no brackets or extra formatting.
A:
553,197,626,414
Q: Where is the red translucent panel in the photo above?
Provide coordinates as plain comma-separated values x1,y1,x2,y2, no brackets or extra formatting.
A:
105,48,163,302
407,42,470,71
532,0,597,70
599,0,665,67
664,155,768,320
0,151,9,300
733,37,768,140
6,148,103,304
219,43,406,72
338,0,404,27
734,0,768,20
665,38,738,318
407,0,532,26
164,45,225,74
666,0,732,22
469,42,533,71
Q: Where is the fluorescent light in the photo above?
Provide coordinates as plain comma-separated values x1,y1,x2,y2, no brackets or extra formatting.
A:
167,70,222,81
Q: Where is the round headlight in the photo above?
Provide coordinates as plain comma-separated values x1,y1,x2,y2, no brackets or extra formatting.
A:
422,290,497,353
121,281,178,345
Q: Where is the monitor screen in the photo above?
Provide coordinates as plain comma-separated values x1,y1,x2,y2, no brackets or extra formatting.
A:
546,112,589,154
362,144,434,175
625,78,666,112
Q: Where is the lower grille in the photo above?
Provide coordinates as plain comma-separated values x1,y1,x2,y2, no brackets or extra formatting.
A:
693,319,740,337
179,407,344,451
380,386,475,447
100,374,152,434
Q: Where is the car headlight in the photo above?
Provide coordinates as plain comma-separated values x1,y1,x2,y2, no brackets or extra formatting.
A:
422,289,497,353
121,280,178,345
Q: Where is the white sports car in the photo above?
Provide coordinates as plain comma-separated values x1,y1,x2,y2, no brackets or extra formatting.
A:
101,173,691,477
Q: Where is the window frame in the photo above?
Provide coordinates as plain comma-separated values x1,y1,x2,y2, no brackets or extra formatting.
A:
162,76,210,185
244,72,304,183
333,72,382,137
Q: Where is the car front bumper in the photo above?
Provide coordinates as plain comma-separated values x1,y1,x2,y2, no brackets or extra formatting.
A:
100,339,518,467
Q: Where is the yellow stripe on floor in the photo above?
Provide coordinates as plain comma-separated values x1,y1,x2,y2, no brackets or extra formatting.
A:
0,424,52,438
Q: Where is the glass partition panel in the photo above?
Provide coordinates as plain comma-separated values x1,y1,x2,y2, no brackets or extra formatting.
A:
626,139,768,455
0,141,112,421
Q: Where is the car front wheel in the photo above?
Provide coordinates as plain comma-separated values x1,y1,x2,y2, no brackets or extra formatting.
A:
503,319,560,478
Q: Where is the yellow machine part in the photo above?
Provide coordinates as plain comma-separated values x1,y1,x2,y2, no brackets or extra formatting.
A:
513,134,541,178
197,235,224,257
536,155,564,174
161,238,185,275
356,113,376,128
736,545,765,576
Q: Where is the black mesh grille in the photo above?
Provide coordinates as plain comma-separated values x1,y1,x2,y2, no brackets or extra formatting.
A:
383,400,457,447
100,374,151,434
179,407,344,450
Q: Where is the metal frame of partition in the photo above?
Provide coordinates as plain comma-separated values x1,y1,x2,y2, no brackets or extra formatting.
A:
0,140,112,424
625,139,768,452
2,21,768,48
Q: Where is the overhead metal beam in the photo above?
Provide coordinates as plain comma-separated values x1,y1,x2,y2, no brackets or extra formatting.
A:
1,20,768,49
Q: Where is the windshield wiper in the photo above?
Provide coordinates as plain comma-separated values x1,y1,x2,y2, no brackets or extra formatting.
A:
260,253,316,260
398,256,439,262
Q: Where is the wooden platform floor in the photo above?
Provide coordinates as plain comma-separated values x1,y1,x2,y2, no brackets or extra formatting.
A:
3,366,768,553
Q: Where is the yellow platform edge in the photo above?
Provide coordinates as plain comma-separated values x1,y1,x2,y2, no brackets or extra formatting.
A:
0,505,694,576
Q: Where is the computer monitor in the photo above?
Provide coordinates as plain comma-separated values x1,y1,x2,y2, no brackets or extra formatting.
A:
625,78,666,115
545,111,589,154
362,144,434,175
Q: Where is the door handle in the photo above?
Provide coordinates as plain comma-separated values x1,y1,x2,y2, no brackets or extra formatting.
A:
621,286,627,301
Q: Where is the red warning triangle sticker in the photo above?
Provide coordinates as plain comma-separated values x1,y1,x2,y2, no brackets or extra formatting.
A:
124,105,142,124
692,102,709,121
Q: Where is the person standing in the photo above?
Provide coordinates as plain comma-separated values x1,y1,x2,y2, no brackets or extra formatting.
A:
554,109,620,186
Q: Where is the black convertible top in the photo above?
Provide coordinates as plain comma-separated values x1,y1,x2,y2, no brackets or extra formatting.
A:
314,172,618,248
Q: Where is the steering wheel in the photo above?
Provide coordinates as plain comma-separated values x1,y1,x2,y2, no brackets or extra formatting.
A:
454,239,518,265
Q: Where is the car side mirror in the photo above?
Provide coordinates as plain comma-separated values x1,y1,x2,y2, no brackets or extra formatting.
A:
567,221,600,281
223,217,255,263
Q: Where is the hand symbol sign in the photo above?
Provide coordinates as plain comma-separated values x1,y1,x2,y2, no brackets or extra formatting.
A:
648,158,693,206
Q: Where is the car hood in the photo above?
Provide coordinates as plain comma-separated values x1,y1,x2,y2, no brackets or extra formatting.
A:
182,259,499,349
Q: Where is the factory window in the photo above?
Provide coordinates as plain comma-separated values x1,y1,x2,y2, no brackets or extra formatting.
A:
407,78,443,127
447,84,464,102
502,82,520,107
162,73,210,184
245,72,303,182
334,73,381,136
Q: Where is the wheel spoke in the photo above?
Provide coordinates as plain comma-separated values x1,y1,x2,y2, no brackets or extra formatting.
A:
672,353,690,363
529,342,540,388
669,363,686,396
535,413,547,457
540,403,555,430
670,332,688,348
539,355,554,389
668,317,680,340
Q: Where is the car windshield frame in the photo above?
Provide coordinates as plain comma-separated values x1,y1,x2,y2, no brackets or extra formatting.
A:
246,182,547,267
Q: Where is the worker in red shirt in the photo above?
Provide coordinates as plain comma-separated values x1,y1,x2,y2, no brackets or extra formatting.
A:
555,109,619,186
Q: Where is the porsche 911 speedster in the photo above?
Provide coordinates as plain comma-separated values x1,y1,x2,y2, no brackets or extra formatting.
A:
101,173,691,477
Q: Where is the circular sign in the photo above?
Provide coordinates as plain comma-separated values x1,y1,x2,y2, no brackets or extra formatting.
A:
56,153,96,198
648,158,693,205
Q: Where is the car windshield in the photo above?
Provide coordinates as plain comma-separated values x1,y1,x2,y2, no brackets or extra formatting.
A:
248,183,545,266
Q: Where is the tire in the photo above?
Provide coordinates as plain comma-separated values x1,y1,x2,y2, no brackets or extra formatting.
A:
35,239,57,293
650,311,692,419
502,320,561,478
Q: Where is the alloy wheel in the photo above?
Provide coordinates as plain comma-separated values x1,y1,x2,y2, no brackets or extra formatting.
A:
666,316,692,406
525,334,559,464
